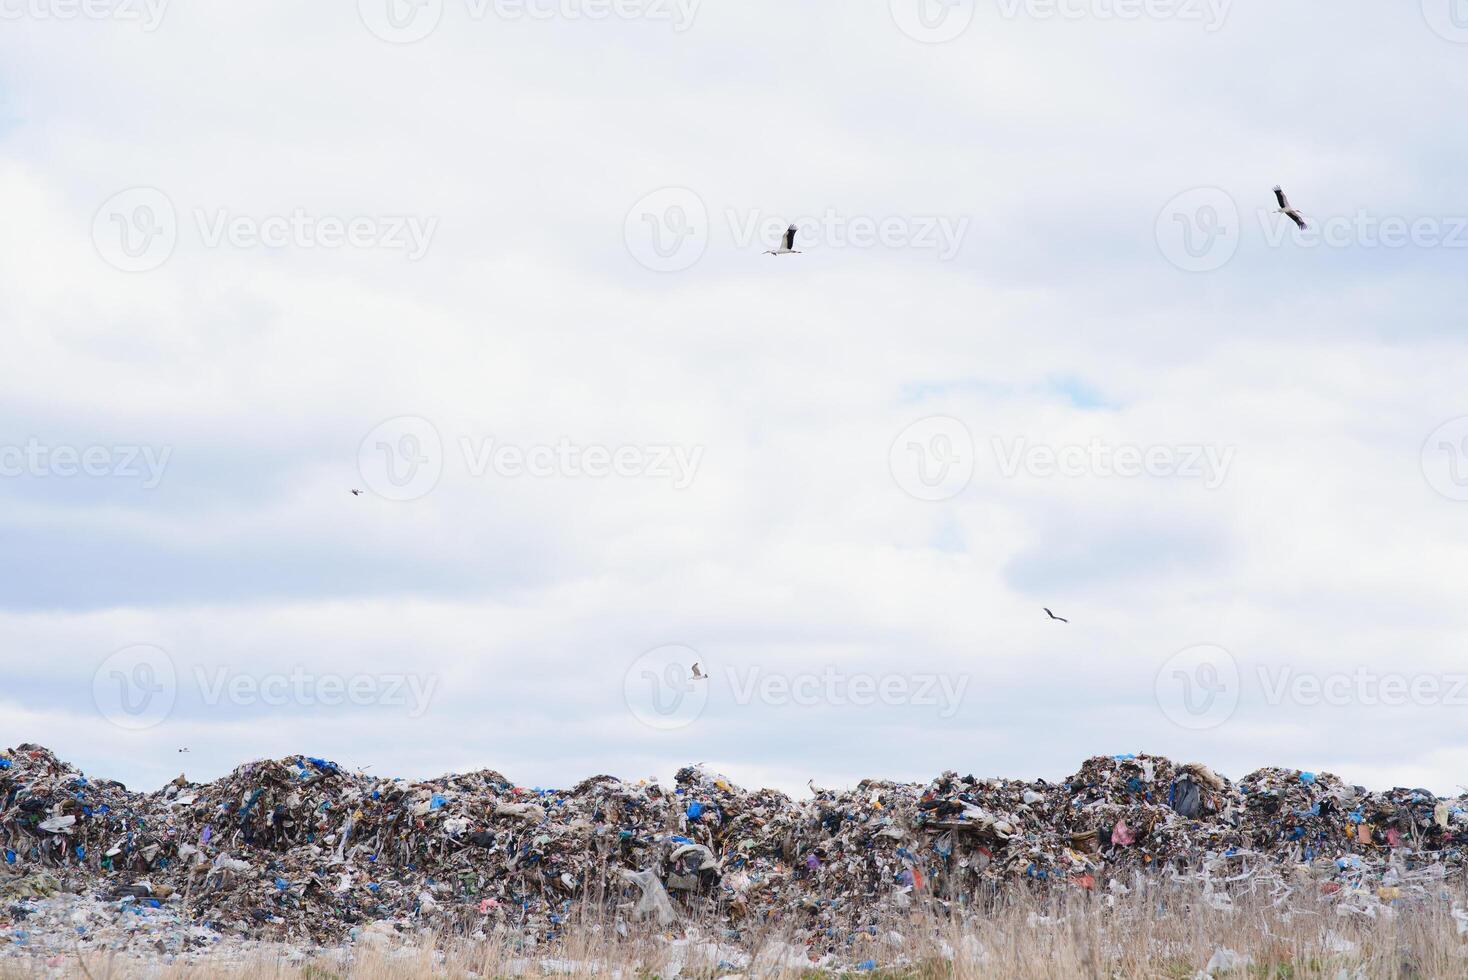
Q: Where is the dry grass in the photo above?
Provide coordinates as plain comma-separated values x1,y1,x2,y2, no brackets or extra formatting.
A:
6,880,1468,978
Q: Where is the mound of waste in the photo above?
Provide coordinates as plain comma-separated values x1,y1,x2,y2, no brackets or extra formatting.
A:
1,745,1462,951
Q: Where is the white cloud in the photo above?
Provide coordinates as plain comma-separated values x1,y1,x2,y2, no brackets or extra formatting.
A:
2,0,1467,796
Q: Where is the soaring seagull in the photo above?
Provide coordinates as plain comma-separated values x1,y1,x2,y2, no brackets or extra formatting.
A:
691,663,708,681
350,489,364,496
765,224,801,256
1044,608,1068,623
1273,186,1307,230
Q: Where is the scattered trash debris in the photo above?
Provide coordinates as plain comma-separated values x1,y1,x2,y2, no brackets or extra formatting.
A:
1202,946,1250,976
4,744,1468,962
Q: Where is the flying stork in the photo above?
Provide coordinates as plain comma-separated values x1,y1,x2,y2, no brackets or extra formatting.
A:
1273,186,1308,230
765,224,802,256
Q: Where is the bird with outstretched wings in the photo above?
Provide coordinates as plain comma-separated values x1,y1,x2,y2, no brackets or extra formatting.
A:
765,224,802,255
1273,185,1308,230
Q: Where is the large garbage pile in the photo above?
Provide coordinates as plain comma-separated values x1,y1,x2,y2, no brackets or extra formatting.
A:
3,744,1467,956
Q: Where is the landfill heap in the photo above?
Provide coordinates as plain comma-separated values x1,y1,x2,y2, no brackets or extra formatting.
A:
3,745,1466,955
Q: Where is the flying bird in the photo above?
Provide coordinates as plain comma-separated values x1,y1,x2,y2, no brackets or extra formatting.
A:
177,747,189,753
1044,608,1068,623
1272,186,1307,230
691,663,708,681
764,224,802,256
350,489,364,496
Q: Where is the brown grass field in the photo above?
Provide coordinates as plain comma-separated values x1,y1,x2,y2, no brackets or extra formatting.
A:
5,879,1468,979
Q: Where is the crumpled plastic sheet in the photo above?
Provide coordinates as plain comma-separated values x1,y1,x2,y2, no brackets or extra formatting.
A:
2,744,1465,955
616,868,676,925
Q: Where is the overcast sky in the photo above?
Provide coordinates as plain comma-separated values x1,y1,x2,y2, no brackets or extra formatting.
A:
4,0,1468,796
